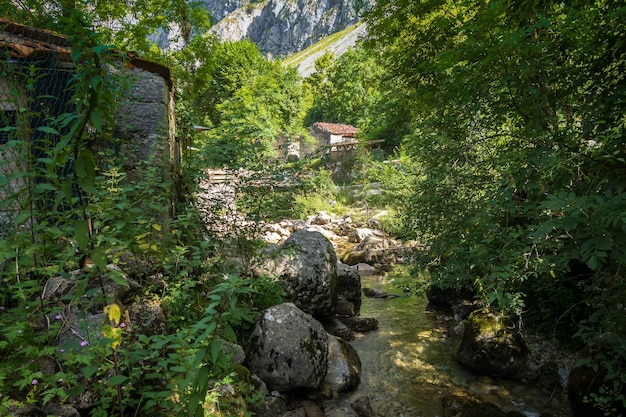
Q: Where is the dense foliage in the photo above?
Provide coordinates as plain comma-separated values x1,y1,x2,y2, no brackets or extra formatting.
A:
304,47,412,151
1,0,211,54
193,40,307,167
359,0,626,413
2,0,625,415
0,4,284,416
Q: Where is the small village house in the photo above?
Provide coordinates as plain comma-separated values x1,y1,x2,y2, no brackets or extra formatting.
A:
309,122,384,161
310,122,359,161
0,19,180,230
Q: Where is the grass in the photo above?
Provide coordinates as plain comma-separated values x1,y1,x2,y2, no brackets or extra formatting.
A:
281,23,362,69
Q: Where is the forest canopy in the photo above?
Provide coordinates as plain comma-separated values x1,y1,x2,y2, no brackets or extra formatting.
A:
0,0,624,415
358,1,626,413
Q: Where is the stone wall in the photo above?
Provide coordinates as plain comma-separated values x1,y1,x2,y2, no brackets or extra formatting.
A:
112,65,177,175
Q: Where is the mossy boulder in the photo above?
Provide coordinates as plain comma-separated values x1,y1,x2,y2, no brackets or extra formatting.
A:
246,303,329,392
252,230,337,318
456,309,528,378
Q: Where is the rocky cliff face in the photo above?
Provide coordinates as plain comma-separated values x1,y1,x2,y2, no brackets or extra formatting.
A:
200,0,250,23
206,0,371,57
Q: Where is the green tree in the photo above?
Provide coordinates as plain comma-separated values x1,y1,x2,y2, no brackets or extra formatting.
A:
3,0,211,54
196,42,306,167
193,39,271,126
363,1,626,412
304,51,337,125
304,46,411,150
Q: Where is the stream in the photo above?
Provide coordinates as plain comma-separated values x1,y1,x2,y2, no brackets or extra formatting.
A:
343,272,574,417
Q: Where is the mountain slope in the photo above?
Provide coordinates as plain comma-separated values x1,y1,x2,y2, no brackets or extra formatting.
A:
208,0,370,58
282,23,367,77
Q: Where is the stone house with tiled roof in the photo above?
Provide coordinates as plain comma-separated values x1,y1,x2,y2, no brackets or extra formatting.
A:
309,122,360,161
311,122,359,147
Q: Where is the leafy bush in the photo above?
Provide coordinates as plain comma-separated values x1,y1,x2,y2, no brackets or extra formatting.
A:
0,15,280,417
363,1,626,411
290,168,339,219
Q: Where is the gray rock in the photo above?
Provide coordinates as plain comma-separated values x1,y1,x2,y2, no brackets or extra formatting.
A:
302,400,326,417
442,389,507,417
354,234,388,251
339,317,379,333
348,227,375,243
324,400,361,417
55,308,107,348
210,0,372,57
253,230,337,318
249,394,287,417
201,0,249,22
341,249,367,266
456,309,528,378
221,339,246,364
246,303,329,392
9,403,80,417
281,408,306,417
302,224,340,241
43,267,137,348
354,262,376,276
41,404,81,417
336,262,361,315
320,336,361,395
350,396,378,417
362,287,394,299
128,299,166,336
342,246,395,268
309,211,333,225
334,294,355,317
323,317,354,341
451,300,481,322
537,361,562,393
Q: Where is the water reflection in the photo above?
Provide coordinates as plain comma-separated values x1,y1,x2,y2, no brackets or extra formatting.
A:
344,275,573,417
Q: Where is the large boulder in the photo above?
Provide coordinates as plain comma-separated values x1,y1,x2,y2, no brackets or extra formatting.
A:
456,309,528,378
336,262,362,316
427,285,474,309
567,365,626,417
254,230,338,318
341,235,395,268
246,303,329,392
320,336,361,396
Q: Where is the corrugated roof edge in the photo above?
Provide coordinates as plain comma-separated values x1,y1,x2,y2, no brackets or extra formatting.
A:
0,19,171,86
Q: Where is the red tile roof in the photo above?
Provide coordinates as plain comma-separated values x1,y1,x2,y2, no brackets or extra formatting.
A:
312,122,359,135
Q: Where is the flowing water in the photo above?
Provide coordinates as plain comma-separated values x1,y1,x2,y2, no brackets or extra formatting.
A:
343,273,574,417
